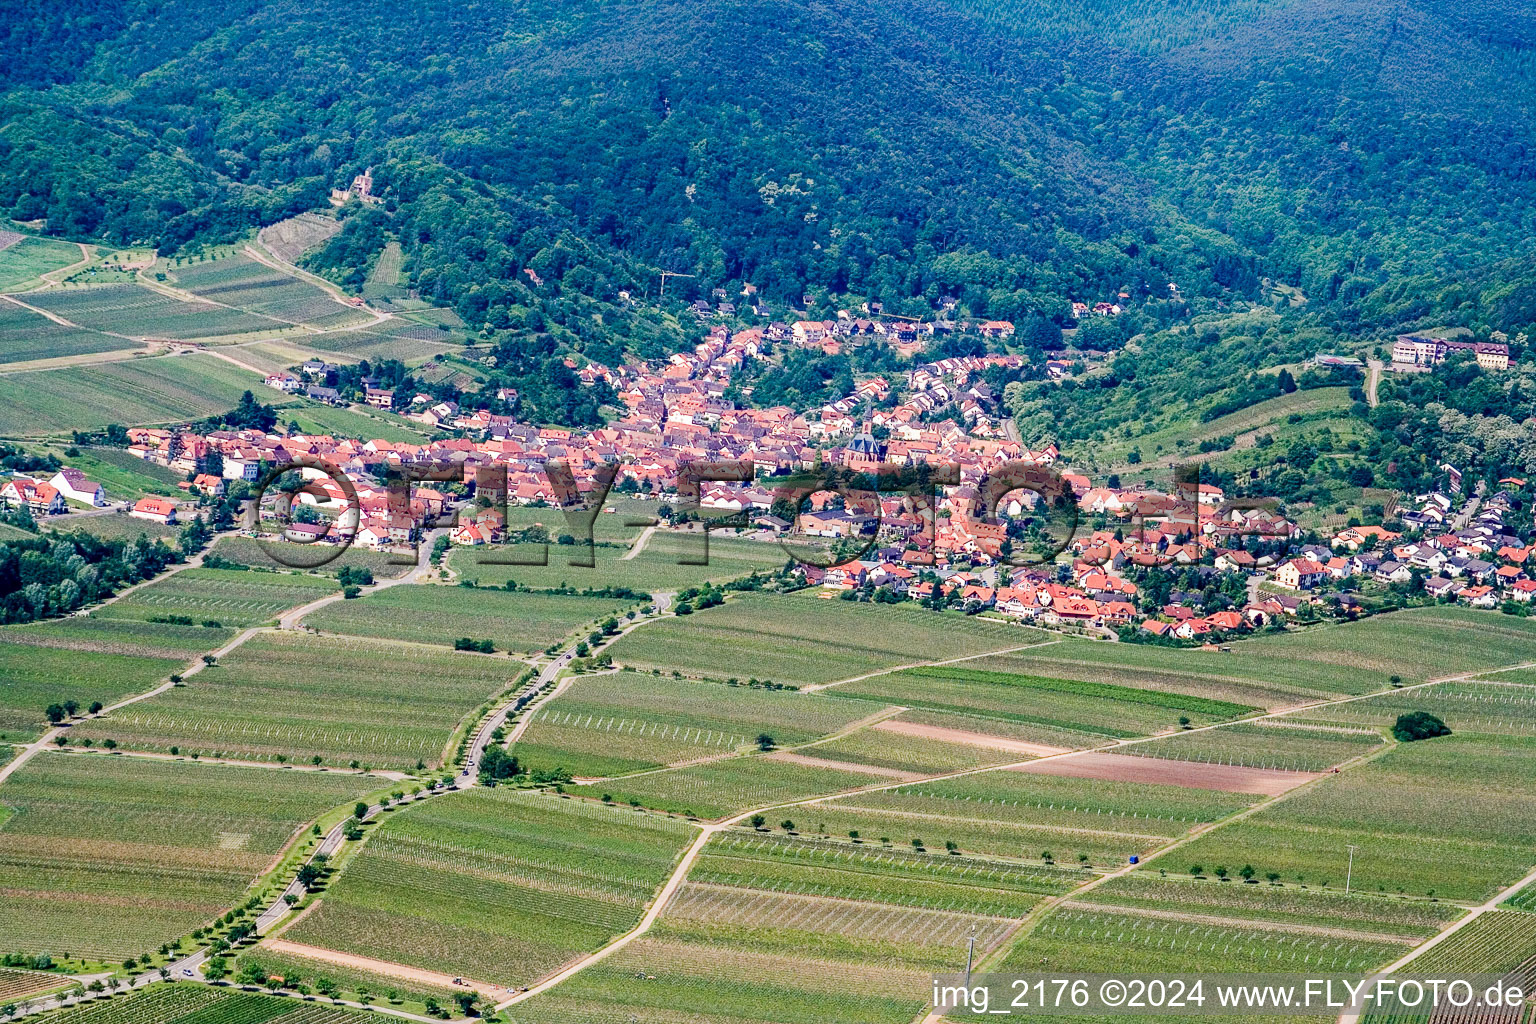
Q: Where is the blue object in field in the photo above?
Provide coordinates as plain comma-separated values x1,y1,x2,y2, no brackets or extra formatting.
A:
1129,856,1139,864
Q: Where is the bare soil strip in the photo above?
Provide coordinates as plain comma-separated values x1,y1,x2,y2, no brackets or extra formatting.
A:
765,750,926,781
871,719,1071,757
1004,751,1320,796
261,939,503,998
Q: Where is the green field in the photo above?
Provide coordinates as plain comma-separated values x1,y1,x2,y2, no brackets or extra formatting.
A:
71,631,515,768
1400,910,1536,975
0,300,139,364
605,591,1046,687
285,788,695,987
0,637,183,739
1295,677,1536,738
172,254,372,330
0,753,375,959
835,664,1254,740
508,828,1065,1024
967,608,1536,709
362,241,405,299
574,753,888,820
275,401,431,443
303,584,639,652
1078,873,1462,939
41,984,373,1024
801,724,1044,775
45,512,182,544
0,963,63,1002
0,235,84,290
692,831,1061,917
1129,721,1384,772
1168,733,1536,900
996,903,1407,976
451,531,789,593
208,536,416,578
809,768,1260,867
515,670,879,777
0,353,263,435
1,616,235,659
23,282,281,339
96,568,338,627
1083,387,1355,470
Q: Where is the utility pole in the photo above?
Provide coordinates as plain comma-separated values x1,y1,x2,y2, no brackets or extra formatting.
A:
1345,844,1359,894
964,923,978,984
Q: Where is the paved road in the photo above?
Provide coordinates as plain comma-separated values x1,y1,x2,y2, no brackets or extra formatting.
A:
278,528,442,630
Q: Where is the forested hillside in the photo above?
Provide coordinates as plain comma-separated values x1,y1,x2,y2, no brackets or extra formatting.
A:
5,0,1535,335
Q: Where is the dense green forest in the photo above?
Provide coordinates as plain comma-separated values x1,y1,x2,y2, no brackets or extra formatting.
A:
6,0,1536,332
4,0,1536,481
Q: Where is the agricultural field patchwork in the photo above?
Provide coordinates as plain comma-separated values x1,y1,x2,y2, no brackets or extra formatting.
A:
1078,873,1462,940
23,282,280,339
573,753,890,820
452,531,789,593
1,615,235,659
0,234,85,290
172,254,371,329
606,591,1047,687
0,753,375,959
70,631,515,768
208,536,417,578
0,300,139,364
833,663,1255,739
1168,733,1536,901
514,670,880,777
971,608,1536,709
0,637,184,739
509,829,1067,1024
302,584,640,652
285,788,695,987
1127,720,1385,772
809,768,1262,867
995,902,1410,975
1292,676,1536,737
96,567,338,627
43,984,374,1024
260,212,342,264
0,353,263,435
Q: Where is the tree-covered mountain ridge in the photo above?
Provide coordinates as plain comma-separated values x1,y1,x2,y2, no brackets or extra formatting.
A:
4,0,1535,342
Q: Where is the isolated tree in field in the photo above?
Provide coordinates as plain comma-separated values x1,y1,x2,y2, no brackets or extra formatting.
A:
1042,851,1054,863
945,840,959,854
1393,711,1451,742
1240,864,1255,882
354,802,368,819
88,702,103,714
1189,864,1203,877
755,732,776,751
781,820,795,832
1214,866,1229,880
1267,872,1281,884
750,815,765,830
63,699,79,717
45,703,66,724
